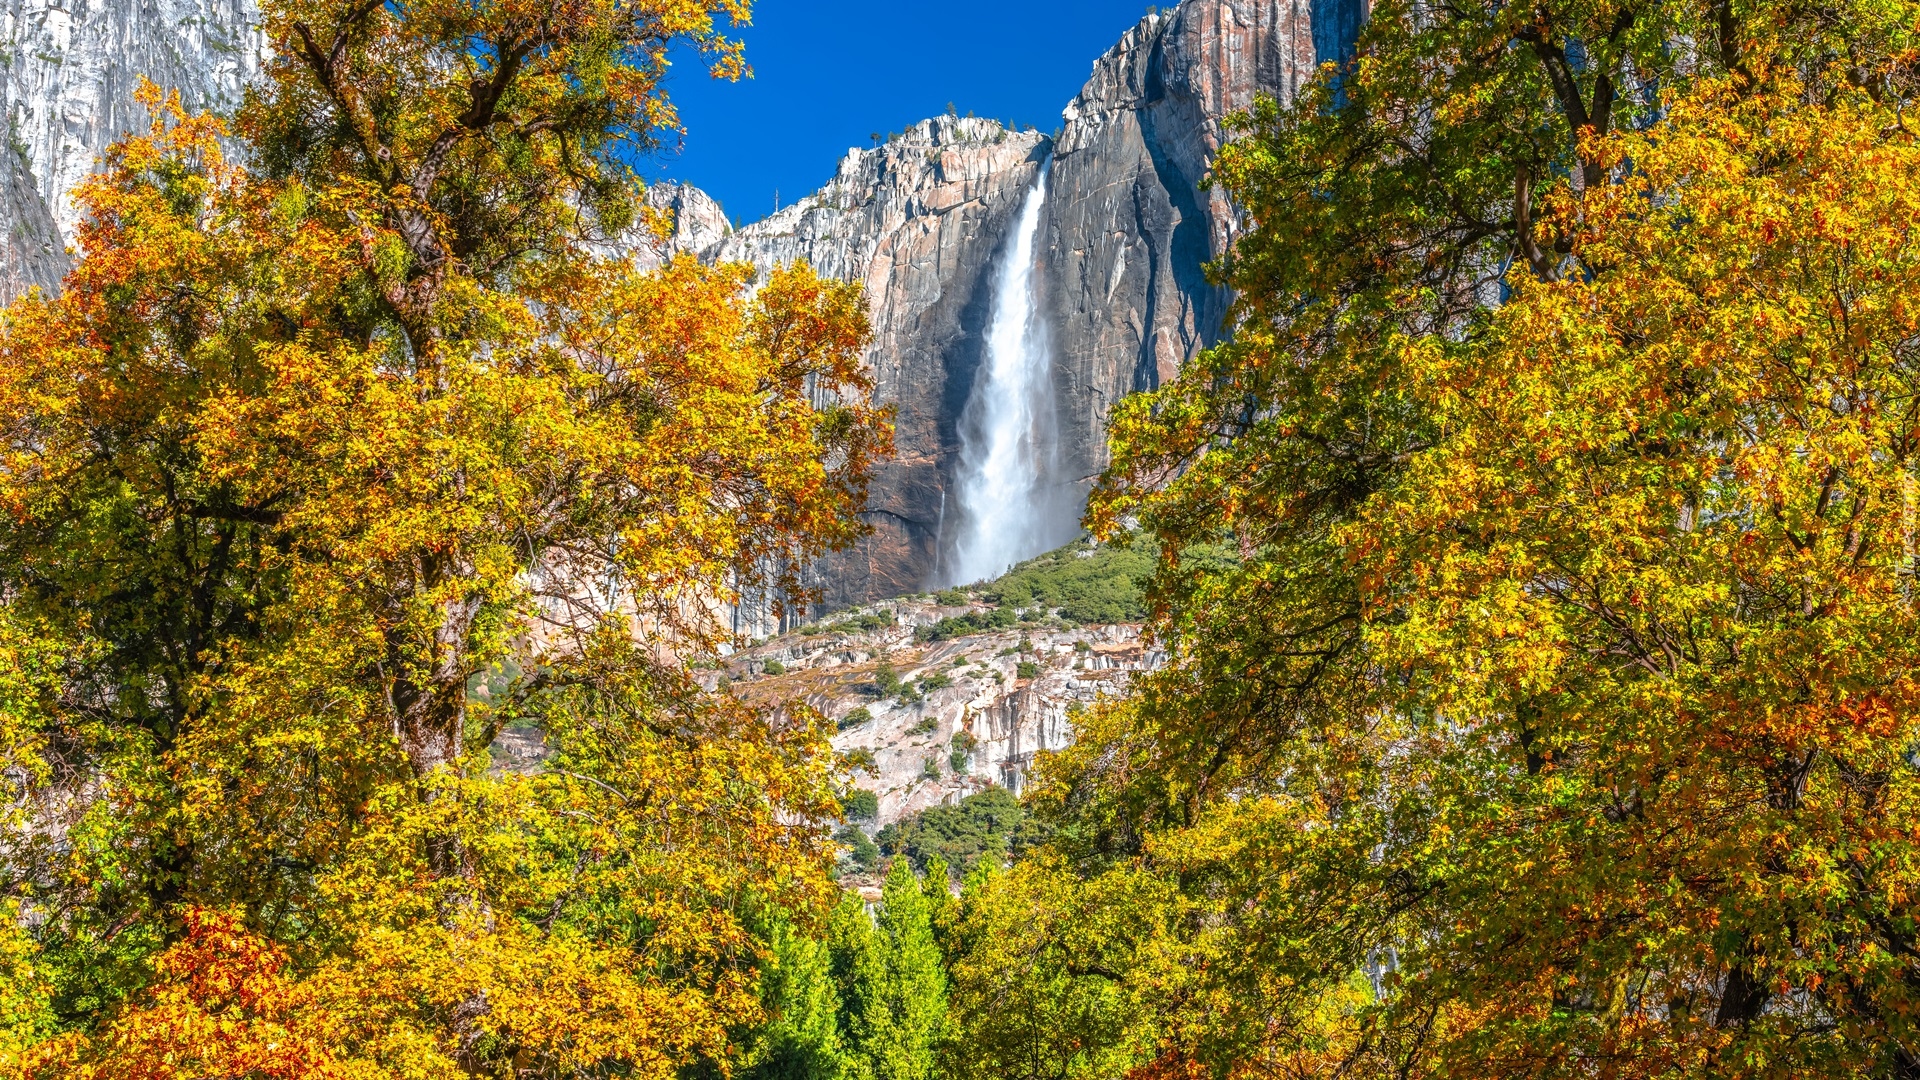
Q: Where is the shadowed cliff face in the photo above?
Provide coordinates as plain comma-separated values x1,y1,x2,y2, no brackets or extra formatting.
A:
1042,0,1322,535
0,0,262,300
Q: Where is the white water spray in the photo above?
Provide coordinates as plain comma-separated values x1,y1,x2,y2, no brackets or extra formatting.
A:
948,163,1069,585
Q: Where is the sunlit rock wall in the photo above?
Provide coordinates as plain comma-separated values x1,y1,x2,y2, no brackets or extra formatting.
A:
666,117,1052,607
0,0,261,299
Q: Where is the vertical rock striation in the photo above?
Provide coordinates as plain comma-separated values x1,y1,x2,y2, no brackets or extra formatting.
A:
0,0,261,300
1041,0,1321,518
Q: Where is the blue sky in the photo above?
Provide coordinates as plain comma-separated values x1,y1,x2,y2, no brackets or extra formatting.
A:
645,1,1157,226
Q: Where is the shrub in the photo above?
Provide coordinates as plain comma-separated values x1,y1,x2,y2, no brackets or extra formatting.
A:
804,609,898,636
761,659,785,675
917,672,953,693
841,789,879,821
914,604,1016,643
845,747,877,774
981,539,1156,625
935,587,968,605
908,717,938,737
921,757,941,779
835,825,880,872
837,707,872,731
871,663,899,694
1073,639,1091,653
1016,661,1041,680
948,749,971,775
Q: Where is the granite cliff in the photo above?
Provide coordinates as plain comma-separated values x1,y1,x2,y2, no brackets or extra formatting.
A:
645,115,1053,611
0,0,260,298
1044,0,1322,508
652,0,1362,610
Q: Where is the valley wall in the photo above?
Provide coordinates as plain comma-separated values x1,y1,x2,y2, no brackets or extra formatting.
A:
0,0,261,298
658,0,1360,610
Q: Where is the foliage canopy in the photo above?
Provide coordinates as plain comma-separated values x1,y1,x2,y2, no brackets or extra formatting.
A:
1038,0,1920,1076
0,0,889,1075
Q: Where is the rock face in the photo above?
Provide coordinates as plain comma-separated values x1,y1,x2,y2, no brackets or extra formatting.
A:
664,117,1052,607
663,0,1358,609
722,595,1163,827
0,0,262,300
632,181,732,269
1043,1,1323,504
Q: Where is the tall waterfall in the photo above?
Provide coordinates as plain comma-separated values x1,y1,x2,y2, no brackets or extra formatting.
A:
948,163,1072,585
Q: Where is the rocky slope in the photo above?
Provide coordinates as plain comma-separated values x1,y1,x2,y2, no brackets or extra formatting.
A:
719,592,1162,827
0,0,261,299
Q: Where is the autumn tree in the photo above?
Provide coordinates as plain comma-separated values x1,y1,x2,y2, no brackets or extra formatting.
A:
0,0,889,1074
941,857,1162,1080
1063,0,1920,1076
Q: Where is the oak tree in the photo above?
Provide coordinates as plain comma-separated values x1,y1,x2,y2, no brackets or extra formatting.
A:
0,0,889,1074
1069,0,1920,1075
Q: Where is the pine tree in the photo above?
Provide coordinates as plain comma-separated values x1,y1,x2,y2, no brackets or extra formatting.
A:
742,916,854,1080
850,860,949,1080
920,854,956,969
826,889,878,1076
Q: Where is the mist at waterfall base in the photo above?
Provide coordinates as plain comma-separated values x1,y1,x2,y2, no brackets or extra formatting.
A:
943,164,1080,588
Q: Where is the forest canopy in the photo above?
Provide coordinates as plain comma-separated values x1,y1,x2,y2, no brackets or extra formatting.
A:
4,0,1920,1078
1046,0,1920,1076
0,0,888,1075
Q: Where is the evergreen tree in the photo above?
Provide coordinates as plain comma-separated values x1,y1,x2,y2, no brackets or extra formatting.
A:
920,854,956,969
742,916,854,1080
825,889,879,1076
850,860,950,1080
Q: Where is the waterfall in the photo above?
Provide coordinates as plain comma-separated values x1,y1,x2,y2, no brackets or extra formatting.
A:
947,162,1070,585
